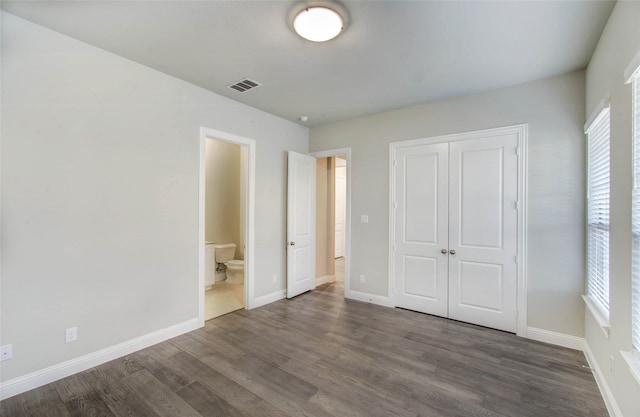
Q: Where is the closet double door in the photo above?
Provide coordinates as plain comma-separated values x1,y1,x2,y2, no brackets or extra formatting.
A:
393,134,519,332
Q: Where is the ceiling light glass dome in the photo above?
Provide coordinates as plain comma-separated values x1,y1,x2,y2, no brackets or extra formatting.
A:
293,6,344,42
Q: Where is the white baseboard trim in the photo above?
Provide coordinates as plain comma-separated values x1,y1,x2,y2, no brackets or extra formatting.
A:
346,290,394,307
584,343,623,417
525,327,585,351
251,289,286,309
0,317,200,401
315,275,335,286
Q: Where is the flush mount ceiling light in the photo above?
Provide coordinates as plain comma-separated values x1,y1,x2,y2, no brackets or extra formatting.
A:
293,5,345,42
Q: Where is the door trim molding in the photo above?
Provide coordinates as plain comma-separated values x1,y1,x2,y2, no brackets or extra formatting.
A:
389,124,528,336
311,148,352,300
199,127,256,324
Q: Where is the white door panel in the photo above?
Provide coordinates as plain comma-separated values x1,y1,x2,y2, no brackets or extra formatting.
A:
457,147,504,248
287,151,316,298
448,135,518,332
394,143,448,316
457,261,504,311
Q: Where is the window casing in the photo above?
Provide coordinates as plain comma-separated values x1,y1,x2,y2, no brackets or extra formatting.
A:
586,107,611,317
632,72,640,352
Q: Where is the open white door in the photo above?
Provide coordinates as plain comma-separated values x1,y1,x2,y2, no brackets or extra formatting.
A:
287,151,316,298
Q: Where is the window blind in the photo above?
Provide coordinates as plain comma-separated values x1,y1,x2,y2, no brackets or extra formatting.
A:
586,106,611,316
632,72,640,352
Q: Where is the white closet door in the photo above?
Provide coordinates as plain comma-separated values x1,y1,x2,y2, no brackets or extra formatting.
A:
448,135,519,332
394,143,449,316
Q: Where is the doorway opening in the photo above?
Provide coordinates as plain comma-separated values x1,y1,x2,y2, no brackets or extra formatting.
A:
204,138,246,319
312,149,351,298
199,127,256,325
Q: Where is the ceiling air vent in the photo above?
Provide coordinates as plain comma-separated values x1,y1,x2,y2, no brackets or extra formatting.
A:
227,78,262,93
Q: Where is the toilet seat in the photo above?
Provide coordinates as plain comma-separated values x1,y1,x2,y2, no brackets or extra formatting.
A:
225,260,244,268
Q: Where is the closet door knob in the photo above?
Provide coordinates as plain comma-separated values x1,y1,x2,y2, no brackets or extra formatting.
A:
289,241,296,246
441,249,447,254
449,249,456,255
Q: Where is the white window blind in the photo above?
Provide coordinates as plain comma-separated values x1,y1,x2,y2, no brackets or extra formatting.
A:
586,106,611,316
632,72,640,352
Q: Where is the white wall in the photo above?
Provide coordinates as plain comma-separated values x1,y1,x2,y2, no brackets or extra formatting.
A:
584,1,640,416
0,12,307,383
205,138,241,255
310,70,586,338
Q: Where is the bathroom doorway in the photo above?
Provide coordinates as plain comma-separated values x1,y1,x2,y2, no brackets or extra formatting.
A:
199,127,255,324
312,149,351,297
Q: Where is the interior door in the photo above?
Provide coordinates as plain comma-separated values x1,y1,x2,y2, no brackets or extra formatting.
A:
287,151,316,298
394,143,449,316
335,163,346,258
448,135,519,332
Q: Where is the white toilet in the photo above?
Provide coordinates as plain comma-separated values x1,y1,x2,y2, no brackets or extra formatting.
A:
225,260,245,284
213,243,245,284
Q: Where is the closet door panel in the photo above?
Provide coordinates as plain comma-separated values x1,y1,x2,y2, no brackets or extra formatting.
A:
394,143,449,316
448,135,519,332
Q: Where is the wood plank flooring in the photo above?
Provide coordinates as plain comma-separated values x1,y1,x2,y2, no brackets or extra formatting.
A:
1,280,608,416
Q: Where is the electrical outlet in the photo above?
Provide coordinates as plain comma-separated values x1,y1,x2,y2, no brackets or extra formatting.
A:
359,274,365,283
360,215,369,224
0,344,12,361
65,327,78,344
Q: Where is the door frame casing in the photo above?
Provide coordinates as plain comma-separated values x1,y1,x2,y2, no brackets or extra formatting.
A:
310,148,352,299
389,124,528,337
198,127,256,326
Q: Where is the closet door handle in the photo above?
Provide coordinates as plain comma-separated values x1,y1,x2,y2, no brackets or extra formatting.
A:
449,249,456,255
441,249,447,254
289,241,296,246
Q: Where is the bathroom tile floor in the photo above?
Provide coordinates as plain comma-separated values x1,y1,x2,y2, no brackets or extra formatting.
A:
205,281,244,321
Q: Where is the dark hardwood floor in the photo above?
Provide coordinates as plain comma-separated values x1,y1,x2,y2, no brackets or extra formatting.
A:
1,281,608,416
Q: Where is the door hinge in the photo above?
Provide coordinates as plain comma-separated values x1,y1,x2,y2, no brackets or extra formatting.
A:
393,159,397,167
514,201,519,210
514,255,518,264
515,147,519,156
393,201,397,209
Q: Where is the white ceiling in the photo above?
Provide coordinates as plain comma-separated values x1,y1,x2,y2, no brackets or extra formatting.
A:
1,0,615,126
